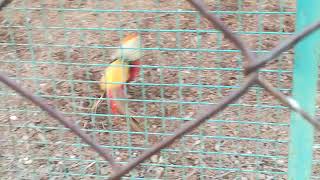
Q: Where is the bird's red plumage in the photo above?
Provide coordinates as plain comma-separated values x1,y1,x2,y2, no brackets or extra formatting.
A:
127,60,140,82
108,92,121,114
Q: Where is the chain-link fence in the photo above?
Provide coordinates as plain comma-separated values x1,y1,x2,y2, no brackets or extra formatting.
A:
1,0,320,179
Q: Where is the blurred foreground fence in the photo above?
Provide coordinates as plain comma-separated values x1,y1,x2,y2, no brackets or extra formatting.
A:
1,0,320,179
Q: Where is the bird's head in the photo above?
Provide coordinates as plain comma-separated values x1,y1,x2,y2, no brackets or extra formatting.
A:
111,33,142,62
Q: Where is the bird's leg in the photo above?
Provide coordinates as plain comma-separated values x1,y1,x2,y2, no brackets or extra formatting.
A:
110,88,143,132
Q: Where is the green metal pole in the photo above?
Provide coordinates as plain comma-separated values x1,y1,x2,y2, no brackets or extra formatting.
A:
288,1,320,179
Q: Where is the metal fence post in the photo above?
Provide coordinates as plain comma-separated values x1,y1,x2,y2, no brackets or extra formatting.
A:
288,1,320,179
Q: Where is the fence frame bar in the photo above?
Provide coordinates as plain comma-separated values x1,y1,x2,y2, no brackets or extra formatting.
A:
288,1,320,179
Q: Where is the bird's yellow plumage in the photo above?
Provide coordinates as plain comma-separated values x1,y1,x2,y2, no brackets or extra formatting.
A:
99,59,130,91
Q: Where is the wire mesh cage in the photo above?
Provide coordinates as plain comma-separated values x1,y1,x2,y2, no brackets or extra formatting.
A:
1,0,320,179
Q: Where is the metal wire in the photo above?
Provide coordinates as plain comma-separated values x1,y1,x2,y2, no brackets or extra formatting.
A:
1,0,320,179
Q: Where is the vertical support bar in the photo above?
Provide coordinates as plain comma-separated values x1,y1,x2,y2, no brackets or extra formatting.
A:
288,1,320,179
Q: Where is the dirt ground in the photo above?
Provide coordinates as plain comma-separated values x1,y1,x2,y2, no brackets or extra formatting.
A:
2,0,317,179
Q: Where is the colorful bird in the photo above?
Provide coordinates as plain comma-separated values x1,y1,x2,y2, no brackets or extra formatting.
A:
92,33,142,131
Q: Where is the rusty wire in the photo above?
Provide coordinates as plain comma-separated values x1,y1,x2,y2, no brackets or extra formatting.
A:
0,0,12,10
1,0,320,179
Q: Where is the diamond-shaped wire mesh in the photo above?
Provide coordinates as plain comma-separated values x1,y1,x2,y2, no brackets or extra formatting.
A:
1,0,319,179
